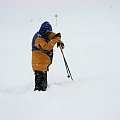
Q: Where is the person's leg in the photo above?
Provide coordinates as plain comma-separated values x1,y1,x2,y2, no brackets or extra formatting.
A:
40,71,47,91
34,70,42,91
34,71,47,91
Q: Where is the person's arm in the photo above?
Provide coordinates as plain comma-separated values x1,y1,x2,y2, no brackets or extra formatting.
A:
35,36,61,51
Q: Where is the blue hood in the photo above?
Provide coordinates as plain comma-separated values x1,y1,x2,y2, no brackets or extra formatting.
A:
39,21,52,41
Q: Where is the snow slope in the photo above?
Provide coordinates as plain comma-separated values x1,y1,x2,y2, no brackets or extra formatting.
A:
0,1,120,120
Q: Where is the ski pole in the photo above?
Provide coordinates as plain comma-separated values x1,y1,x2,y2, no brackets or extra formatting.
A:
59,46,73,80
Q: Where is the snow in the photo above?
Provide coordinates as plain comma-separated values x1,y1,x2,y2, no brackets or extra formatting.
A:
0,75,120,120
0,1,120,120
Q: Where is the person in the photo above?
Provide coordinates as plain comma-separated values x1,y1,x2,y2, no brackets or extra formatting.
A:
32,21,64,91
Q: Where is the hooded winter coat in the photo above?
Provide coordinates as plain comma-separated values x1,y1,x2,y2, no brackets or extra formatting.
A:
32,22,61,71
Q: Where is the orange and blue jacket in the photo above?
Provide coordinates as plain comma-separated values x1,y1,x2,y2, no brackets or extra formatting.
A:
32,32,61,71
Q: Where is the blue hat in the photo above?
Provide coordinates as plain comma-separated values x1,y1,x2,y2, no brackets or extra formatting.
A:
39,21,52,36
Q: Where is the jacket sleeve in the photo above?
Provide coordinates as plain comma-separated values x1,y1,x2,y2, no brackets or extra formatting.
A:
35,36,61,51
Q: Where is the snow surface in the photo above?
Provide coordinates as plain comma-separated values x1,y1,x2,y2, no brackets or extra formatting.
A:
0,1,120,120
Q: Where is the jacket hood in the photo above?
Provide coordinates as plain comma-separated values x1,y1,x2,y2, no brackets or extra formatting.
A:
39,21,52,37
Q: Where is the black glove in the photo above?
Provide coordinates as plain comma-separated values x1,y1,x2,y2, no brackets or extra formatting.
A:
55,33,61,38
57,42,64,49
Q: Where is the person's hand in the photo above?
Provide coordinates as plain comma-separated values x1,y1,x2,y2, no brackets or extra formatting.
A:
57,41,64,49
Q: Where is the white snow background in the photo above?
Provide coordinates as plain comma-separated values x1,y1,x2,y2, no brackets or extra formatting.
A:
0,0,120,120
